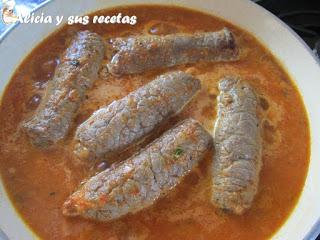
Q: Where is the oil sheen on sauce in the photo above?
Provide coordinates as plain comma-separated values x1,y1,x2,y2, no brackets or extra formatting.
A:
0,5,310,240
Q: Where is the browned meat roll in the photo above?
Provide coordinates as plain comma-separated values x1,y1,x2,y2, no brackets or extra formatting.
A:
211,77,262,214
74,71,201,160
107,28,239,76
63,118,213,221
23,31,105,147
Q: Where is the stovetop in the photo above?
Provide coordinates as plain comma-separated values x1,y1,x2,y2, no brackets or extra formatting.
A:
254,0,320,58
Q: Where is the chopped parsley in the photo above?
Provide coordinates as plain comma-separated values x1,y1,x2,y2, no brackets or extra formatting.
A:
174,147,184,158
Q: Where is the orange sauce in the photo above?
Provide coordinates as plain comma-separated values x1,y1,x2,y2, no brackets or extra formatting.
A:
0,5,310,240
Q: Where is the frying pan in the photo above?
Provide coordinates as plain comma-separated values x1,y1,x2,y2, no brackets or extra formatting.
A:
0,0,319,239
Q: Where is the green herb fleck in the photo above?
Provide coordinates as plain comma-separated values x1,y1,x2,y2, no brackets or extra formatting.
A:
70,60,80,67
174,147,184,158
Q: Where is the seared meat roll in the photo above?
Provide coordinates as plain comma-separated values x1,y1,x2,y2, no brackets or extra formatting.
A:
211,77,262,214
107,28,239,76
74,71,201,160
63,118,213,221
23,31,105,147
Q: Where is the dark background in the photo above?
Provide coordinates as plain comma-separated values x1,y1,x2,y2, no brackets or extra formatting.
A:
255,0,320,56
0,0,319,239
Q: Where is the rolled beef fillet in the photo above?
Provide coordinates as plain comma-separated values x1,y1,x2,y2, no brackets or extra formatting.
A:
74,71,201,160
107,28,239,76
63,118,213,222
211,77,262,214
23,31,105,147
